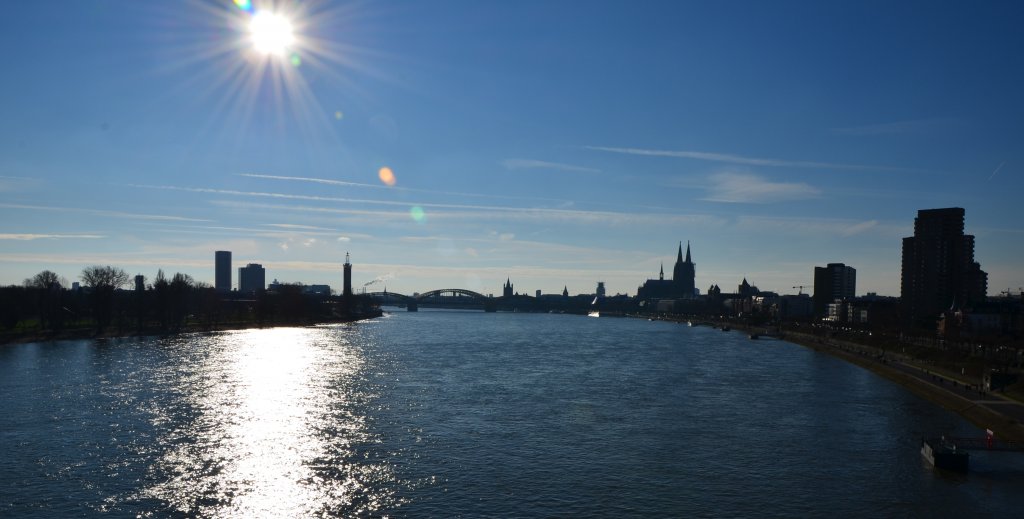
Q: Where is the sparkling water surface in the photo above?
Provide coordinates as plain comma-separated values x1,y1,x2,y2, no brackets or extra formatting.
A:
3,310,1023,517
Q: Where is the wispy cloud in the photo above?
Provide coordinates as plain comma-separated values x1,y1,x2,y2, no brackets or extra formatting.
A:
0,233,105,240
0,253,210,269
240,173,388,190
0,202,211,222
151,223,371,241
734,215,904,237
987,161,1006,181
840,220,880,236
831,117,955,136
208,198,725,228
0,175,43,193
239,173,572,204
138,185,725,227
263,223,336,231
488,230,516,241
585,145,907,171
702,172,820,203
501,159,600,174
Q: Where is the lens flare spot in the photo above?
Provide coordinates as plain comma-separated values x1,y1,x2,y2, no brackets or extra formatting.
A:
410,206,426,222
289,53,302,67
250,11,295,56
378,167,396,186
334,111,344,120
233,0,253,12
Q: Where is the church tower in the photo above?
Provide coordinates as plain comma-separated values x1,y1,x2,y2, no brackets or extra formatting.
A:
672,241,696,298
503,278,514,298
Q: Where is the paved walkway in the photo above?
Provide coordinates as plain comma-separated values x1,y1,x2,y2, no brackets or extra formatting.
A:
780,330,1024,437
890,359,1024,425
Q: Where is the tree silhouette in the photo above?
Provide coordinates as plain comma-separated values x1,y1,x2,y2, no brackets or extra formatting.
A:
168,272,194,330
80,265,129,331
24,270,65,290
23,270,67,330
153,269,169,330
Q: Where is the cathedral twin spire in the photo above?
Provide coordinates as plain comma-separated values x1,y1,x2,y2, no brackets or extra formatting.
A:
638,240,696,299
672,240,696,297
676,241,692,264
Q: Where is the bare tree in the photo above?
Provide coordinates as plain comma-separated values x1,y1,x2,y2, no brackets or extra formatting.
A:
24,270,65,290
154,269,169,330
81,265,130,331
22,270,67,330
81,265,130,290
168,272,194,330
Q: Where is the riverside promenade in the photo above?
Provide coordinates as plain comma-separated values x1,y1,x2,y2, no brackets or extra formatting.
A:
779,330,1024,442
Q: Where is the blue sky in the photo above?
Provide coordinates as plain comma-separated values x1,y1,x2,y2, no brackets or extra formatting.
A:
1,0,1022,297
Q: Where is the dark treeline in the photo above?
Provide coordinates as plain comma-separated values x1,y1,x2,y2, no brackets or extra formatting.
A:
1,267,380,342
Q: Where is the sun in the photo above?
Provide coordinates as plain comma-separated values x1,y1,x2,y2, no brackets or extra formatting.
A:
249,11,295,56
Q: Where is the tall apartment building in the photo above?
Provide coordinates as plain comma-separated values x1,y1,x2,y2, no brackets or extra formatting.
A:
238,263,266,294
813,263,856,317
215,251,232,292
901,208,987,327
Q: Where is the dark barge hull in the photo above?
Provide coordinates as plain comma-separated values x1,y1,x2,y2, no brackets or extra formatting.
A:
921,438,969,472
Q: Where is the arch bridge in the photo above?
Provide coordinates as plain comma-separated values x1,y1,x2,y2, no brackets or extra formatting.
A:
366,289,494,311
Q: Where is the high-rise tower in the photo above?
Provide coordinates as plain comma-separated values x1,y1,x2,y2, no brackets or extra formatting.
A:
813,263,856,317
215,251,231,292
901,208,987,327
238,263,265,294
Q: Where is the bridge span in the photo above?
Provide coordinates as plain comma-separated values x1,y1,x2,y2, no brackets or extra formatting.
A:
366,289,496,311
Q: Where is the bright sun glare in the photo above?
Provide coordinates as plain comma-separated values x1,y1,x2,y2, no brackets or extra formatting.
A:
250,11,294,56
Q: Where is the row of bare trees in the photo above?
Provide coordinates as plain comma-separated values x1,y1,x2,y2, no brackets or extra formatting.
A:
0,266,133,332
2,266,375,338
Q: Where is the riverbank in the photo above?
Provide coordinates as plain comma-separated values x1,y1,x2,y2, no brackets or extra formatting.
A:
0,310,383,346
725,323,1024,443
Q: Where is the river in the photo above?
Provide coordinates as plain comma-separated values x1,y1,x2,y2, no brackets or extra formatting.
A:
2,310,1023,517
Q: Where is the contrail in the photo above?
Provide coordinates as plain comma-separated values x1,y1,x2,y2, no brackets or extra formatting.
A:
987,161,1006,181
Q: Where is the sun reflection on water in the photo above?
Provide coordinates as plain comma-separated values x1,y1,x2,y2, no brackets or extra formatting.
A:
139,327,397,516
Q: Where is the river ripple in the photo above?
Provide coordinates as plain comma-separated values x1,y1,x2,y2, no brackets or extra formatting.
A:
2,310,1023,517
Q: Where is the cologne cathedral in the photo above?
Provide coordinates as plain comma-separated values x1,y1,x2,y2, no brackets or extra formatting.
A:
637,242,696,300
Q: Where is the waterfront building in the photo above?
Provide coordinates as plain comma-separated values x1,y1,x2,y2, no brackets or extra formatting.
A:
901,208,988,328
637,242,697,300
238,263,266,294
503,278,514,298
813,263,856,317
737,277,759,297
304,284,331,296
215,251,231,293
777,294,813,320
